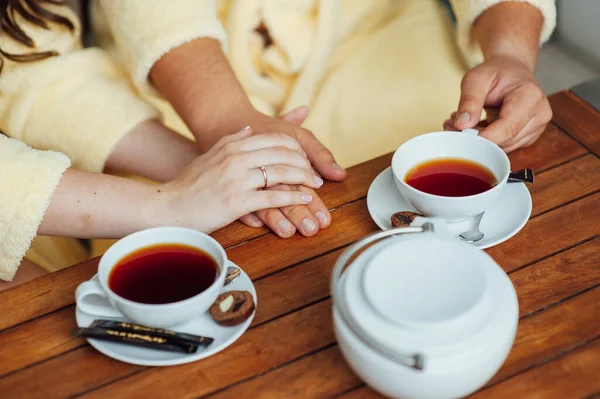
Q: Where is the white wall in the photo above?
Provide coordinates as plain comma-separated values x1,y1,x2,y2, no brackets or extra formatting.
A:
556,0,600,70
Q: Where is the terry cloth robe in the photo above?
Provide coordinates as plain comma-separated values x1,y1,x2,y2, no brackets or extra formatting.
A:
0,3,159,280
93,0,556,168
87,0,555,259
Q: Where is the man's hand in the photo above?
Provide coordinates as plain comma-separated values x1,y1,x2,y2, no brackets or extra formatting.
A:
150,38,347,237
444,55,552,153
443,2,552,153
239,106,347,237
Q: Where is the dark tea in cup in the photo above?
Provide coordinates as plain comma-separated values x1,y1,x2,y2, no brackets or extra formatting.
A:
108,244,219,304
405,158,497,197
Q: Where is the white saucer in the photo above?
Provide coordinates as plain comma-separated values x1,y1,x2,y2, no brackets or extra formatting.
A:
367,168,532,249
75,261,256,366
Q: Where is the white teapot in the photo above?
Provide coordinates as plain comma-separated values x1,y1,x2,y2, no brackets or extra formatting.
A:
331,221,518,399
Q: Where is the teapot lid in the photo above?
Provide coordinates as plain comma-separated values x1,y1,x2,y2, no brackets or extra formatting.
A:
331,221,512,371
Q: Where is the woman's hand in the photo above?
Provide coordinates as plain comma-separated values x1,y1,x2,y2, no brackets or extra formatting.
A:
236,107,344,238
158,126,323,233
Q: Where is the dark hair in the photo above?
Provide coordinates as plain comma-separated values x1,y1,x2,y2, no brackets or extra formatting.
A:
0,0,74,73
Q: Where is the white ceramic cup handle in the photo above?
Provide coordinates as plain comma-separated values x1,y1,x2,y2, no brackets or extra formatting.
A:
461,128,480,135
75,280,123,318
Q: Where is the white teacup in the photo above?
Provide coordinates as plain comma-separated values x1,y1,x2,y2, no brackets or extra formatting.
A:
391,129,510,222
75,227,227,328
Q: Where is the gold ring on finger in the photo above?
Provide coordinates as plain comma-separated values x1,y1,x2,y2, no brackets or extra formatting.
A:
260,165,268,188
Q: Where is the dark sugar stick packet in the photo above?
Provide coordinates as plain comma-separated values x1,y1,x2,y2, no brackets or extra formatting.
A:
74,327,199,353
89,319,214,348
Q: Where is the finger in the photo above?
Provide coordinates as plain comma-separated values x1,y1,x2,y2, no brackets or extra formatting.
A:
280,185,331,231
246,164,323,190
255,207,297,238
443,119,455,130
443,111,458,130
265,185,320,237
212,125,253,151
223,132,302,154
501,126,545,153
238,147,311,170
281,106,309,126
239,213,264,228
296,127,347,182
496,116,540,150
454,67,494,130
246,189,313,214
498,97,552,150
479,87,539,146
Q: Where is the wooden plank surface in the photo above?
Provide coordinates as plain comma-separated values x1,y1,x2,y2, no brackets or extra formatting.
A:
0,91,599,399
0,192,600,397
198,240,600,399
549,91,600,157
0,176,596,379
471,338,600,399
0,128,583,332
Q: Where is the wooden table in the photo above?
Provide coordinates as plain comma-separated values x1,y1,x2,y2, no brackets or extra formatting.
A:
1,90,599,399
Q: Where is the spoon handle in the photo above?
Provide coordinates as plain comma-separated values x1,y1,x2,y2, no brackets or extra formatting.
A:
508,168,534,184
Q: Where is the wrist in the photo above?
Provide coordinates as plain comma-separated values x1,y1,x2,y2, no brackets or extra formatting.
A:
191,106,261,152
473,2,542,73
482,47,537,73
191,104,258,143
150,37,257,150
144,184,177,229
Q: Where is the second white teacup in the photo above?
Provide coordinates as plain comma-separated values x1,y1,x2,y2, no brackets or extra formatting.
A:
75,227,227,328
391,129,510,222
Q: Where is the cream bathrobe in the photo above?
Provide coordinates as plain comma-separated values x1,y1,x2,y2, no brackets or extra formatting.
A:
0,4,158,280
0,0,555,279
88,0,555,257
94,0,556,167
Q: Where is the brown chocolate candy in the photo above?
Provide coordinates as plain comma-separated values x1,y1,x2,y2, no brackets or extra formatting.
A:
209,290,255,327
391,211,424,228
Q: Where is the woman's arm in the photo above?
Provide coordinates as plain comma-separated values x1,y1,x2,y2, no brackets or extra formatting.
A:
38,168,160,239
104,119,201,183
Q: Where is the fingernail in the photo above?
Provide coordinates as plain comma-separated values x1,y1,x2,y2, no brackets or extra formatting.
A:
278,219,293,233
249,214,263,227
302,150,307,158
315,210,328,225
333,162,344,170
302,218,317,233
301,193,313,203
241,125,251,133
455,113,470,125
313,174,323,186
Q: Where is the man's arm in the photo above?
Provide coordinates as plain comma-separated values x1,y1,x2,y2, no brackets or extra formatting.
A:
149,38,345,238
472,2,543,72
450,2,553,153
150,39,253,151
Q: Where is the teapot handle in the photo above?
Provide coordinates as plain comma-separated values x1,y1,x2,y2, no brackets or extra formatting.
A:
331,223,435,371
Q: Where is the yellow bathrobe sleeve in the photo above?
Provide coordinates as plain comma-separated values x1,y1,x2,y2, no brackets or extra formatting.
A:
98,0,227,96
450,0,556,67
0,3,159,173
0,135,71,281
